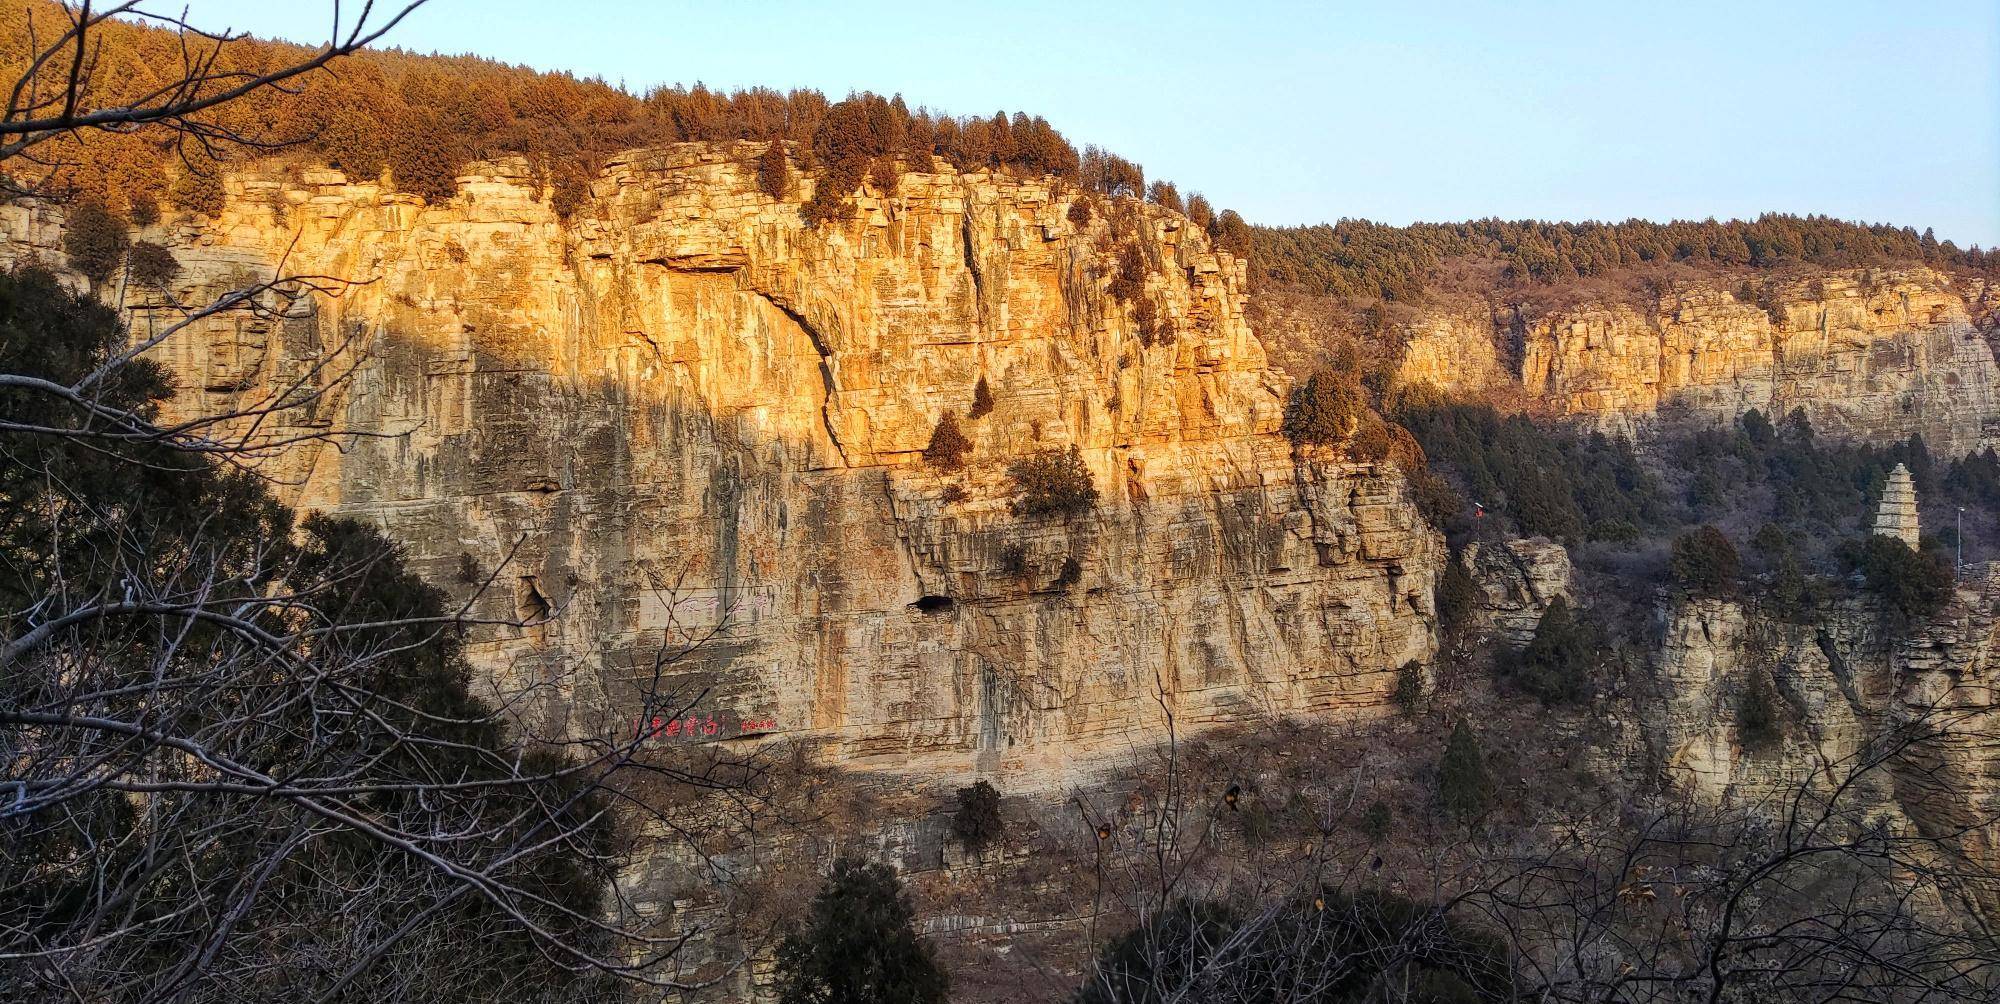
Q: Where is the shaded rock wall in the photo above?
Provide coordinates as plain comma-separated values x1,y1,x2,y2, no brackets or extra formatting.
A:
1460,536,1571,648
1618,571,2000,912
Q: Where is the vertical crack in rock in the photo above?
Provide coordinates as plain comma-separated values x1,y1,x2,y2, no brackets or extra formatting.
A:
1814,630,1868,718
880,472,930,595
753,291,848,467
961,208,987,329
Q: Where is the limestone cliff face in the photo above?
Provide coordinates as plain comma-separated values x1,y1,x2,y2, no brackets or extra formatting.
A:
1383,270,2000,454
1459,536,1570,648
0,143,1441,780
1618,573,2000,911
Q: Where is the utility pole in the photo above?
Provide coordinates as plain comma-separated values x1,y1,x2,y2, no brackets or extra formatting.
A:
1958,507,1965,579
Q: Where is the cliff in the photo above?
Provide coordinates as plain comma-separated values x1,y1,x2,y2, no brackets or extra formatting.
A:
1292,267,2000,453
0,143,1441,782
1586,568,2000,916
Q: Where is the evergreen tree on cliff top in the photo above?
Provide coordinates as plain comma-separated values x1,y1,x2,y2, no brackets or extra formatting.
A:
775,858,950,1004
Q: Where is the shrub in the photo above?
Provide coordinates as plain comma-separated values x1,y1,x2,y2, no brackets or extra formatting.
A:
1510,596,1596,705
1067,197,1093,228
923,412,971,470
1107,242,1145,301
1009,445,1097,517
869,153,901,196
128,193,161,227
1360,800,1392,841
62,201,129,282
1435,556,1480,640
1739,671,1781,749
802,181,854,227
1055,555,1083,589
998,544,1029,576
124,242,181,290
548,162,592,219
968,375,994,419
758,141,790,199
1849,534,1954,628
1283,366,1366,446
775,858,949,1004
1350,418,1394,462
1132,296,1165,345
169,163,227,217
1669,525,1740,597
951,780,1005,851
1077,890,1512,1004
1393,660,1424,715
1408,466,1465,531
1437,722,1492,822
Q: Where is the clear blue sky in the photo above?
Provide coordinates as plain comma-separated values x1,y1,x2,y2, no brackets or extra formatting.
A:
178,0,2000,246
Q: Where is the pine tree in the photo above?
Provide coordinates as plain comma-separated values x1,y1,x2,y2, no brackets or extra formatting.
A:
1669,525,1740,597
1437,722,1492,822
968,375,995,419
1512,596,1595,705
759,140,790,200
923,412,970,470
61,201,129,283
775,858,949,1004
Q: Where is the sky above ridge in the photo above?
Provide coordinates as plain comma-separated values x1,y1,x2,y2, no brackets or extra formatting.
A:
170,0,2000,247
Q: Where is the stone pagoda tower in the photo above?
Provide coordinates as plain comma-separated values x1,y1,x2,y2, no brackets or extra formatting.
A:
1873,463,1920,548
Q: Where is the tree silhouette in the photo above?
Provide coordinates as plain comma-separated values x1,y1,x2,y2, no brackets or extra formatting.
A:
775,858,949,1004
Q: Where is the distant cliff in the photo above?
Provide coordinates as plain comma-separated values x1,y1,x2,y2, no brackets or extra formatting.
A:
0,143,1441,782
1265,265,2000,454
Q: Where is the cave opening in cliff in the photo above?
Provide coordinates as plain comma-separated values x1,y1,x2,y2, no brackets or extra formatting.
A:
912,595,955,614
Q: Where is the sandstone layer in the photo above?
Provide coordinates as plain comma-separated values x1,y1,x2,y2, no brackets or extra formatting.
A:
0,143,1442,783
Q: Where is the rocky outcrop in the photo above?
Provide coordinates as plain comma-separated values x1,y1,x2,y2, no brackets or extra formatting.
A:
0,143,1442,782
1460,536,1571,648
1378,269,2000,454
1392,309,1507,398
1625,570,2000,912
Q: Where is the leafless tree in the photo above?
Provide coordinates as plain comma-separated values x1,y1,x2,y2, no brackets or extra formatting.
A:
1469,700,2000,1003
1071,677,2000,1002
0,4,782,999
1,1,427,166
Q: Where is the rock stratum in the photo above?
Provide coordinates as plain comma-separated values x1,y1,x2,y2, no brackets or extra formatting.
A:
0,143,1441,781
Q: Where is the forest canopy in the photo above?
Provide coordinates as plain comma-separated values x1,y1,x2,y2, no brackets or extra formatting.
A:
1251,214,1998,302
0,1,1186,224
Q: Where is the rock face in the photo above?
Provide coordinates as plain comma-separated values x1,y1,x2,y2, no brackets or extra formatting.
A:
1380,270,2000,454
0,143,1442,782
1626,572,2000,913
1460,536,1571,648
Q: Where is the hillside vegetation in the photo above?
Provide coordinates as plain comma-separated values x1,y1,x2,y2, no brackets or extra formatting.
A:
1251,215,1998,303
0,0,1256,244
